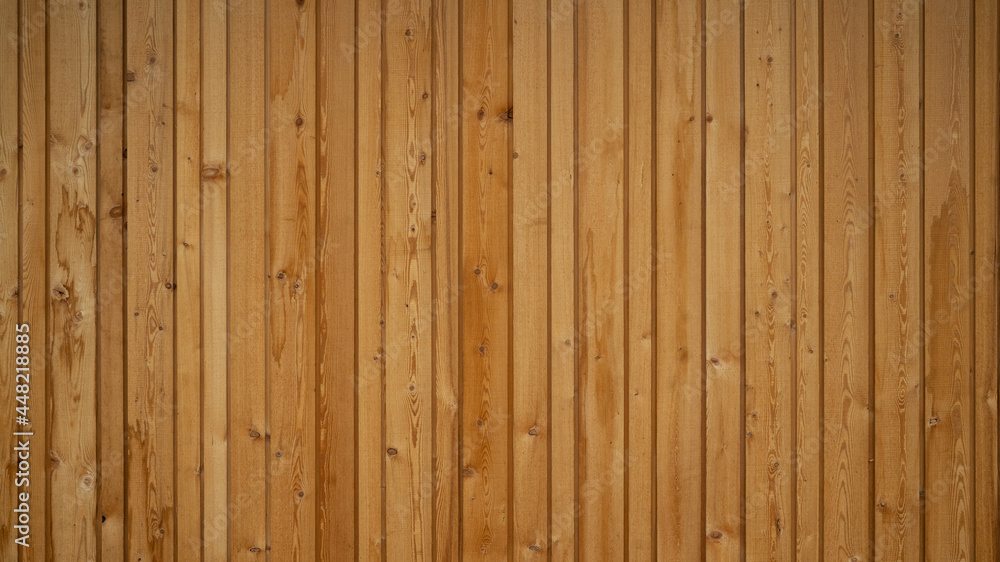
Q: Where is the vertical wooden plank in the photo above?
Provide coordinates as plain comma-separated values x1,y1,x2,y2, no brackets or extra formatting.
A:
793,0,822,557
431,0,461,558
201,0,228,557
383,0,433,557
576,0,625,558
267,0,317,557
18,0,47,557
744,0,794,558
654,1,703,558
460,0,511,556
0,0,19,556
317,0,356,557
924,0,974,558
356,0,385,558
511,0,548,557
228,0,267,557
96,0,126,557
873,0,921,558
704,0,743,557
822,0,873,558
125,0,175,558
49,0,100,556
626,0,653,558
974,0,1000,557
175,0,202,557
548,0,577,558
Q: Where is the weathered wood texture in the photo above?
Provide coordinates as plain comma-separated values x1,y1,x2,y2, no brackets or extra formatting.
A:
1,0,997,560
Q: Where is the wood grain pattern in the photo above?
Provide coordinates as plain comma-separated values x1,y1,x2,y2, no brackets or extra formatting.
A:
793,0,822,557
200,0,228,558
17,0,48,557
431,0,461,558
744,0,794,557
704,0,744,558
5,2,1000,559
548,0,577,558
974,0,1000,557
228,0,267,558
654,1,703,558
384,0,434,558
626,0,653,559
873,0,921,558
822,0,873,558
175,0,202,557
49,0,100,558
267,0,317,557
125,0,175,558
0,2,18,557
512,0,548,557
924,0,973,559
460,0,512,557
317,0,356,558
356,0,386,558
96,0,126,558
576,0,625,558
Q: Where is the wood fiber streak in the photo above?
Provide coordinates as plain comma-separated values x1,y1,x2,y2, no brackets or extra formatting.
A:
873,0,922,558
460,0,512,558
924,0,973,559
654,1,703,559
49,0,100,558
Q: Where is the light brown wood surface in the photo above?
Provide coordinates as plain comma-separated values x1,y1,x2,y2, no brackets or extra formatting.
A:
0,1,997,560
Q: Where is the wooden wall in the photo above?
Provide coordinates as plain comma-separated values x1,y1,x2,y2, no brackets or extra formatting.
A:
0,0,998,560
